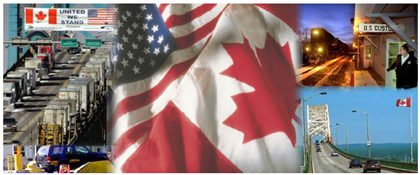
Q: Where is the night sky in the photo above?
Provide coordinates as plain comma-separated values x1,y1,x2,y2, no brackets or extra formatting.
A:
299,4,355,44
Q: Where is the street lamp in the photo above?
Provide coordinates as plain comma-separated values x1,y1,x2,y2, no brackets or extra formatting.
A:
313,29,319,35
335,123,339,148
301,91,327,169
352,110,371,158
317,47,323,53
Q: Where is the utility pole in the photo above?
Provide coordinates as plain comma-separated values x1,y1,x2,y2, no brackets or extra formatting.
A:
366,112,371,158
410,95,413,163
353,110,371,158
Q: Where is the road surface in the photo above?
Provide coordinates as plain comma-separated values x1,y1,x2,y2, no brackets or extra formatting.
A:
299,55,354,86
312,143,393,173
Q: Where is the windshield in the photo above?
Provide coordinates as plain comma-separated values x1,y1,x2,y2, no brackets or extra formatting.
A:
367,160,379,164
37,146,50,156
4,118,16,123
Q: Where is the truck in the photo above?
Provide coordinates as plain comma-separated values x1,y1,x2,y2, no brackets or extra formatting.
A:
67,78,94,115
16,68,37,95
42,104,69,143
79,66,101,92
25,58,48,80
85,61,106,90
6,71,28,97
36,46,54,73
58,88,83,131
4,79,23,102
3,82,17,112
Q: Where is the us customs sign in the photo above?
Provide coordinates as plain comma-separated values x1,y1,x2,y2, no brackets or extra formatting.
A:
358,23,393,33
24,8,117,31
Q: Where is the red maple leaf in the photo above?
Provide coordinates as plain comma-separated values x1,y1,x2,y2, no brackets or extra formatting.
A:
221,34,299,146
35,11,46,21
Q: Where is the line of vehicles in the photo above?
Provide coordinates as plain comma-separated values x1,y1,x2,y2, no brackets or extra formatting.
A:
3,41,111,145
315,140,382,173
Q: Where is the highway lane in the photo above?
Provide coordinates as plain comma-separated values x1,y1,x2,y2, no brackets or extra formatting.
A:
3,51,91,145
312,143,393,173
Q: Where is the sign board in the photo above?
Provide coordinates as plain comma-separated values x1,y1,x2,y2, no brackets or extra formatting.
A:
24,8,117,31
85,39,102,48
358,23,393,33
60,38,78,47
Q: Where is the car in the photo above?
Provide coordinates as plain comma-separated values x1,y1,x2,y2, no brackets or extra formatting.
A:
331,151,339,157
67,46,81,54
35,145,108,173
316,147,321,152
4,118,17,132
363,160,381,173
349,159,362,168
81,47,91,53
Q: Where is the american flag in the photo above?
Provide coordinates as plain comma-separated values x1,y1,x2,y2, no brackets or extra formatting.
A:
88,8,117,25
109,4,227,172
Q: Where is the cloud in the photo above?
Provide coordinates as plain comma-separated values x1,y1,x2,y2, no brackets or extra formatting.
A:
299,4,355,43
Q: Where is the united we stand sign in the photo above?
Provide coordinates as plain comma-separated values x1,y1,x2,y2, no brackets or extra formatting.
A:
24,8,117,31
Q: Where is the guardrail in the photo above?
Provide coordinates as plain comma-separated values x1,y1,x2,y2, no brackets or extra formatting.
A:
328,142,417,173
303,146,312,173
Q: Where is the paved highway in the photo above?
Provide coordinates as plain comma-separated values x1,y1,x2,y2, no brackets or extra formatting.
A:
3,51,90,145
312,143,393,173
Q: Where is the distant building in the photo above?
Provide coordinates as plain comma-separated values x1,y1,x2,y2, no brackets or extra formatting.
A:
353,4,417,87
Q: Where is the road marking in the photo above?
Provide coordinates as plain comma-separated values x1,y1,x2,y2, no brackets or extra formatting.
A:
11,112,43,144
319,144,352,173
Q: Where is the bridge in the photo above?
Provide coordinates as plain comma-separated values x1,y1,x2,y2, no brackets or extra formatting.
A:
302,103,417,173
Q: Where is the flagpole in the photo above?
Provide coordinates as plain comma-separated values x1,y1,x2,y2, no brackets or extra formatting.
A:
410,95,413,163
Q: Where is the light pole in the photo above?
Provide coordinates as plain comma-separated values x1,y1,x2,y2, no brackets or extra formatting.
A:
352,110,371,158
335,123,339,148
301,91,327,169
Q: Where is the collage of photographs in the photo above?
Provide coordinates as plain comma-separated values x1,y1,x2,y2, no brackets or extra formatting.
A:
1,2,418,173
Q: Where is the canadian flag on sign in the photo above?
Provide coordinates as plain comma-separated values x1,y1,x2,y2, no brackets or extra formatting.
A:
25,8,57,24
396,97,411,107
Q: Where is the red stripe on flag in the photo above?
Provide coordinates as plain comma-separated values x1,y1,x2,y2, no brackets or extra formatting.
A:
119,102,242,173
174,9,223,50
48,9,57,24
108,57,197,131
407,98,411,107
25,8,33,24
159,4,169,13
165,4,217,28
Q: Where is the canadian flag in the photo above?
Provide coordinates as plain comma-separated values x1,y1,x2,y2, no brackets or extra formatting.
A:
25,8,57,24
396,97,411,107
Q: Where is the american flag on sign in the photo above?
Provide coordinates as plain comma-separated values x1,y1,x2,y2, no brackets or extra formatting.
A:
110,4,300,173
88,8,117,25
